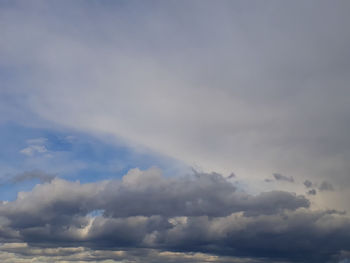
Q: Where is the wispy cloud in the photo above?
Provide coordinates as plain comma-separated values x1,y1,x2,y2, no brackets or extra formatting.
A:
19,137,48,157
10,170,55,184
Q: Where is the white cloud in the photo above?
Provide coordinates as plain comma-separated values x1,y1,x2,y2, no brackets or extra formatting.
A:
19,137,48,156
20,145,47,156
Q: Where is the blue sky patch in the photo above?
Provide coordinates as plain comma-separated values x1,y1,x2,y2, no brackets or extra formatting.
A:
0,122,187,200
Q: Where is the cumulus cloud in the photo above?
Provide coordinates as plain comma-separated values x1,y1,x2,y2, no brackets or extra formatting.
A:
0,168,349,262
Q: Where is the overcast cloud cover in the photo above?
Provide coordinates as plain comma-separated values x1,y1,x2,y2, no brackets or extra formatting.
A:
1,0,350,262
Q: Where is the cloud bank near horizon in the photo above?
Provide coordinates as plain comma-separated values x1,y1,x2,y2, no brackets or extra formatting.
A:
0,168,349,263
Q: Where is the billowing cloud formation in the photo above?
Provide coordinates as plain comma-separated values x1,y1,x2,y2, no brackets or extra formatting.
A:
0,168,349,263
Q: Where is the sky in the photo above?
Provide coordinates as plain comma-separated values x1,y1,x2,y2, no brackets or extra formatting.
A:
1,0,350,262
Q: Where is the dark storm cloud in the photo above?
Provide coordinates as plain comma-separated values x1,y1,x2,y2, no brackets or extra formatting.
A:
0,168,349,263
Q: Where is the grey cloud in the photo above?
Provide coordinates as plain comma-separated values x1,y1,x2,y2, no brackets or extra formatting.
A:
100,169,308,218
157,209,350,262
0,244,267,263
0,168,349,262
0,168,309,227
1,2,350,262
11,170,55,184
264,173,294,183
273,173,294,183
304,180,313,188
319,181,334,191
228,172,236,179
0,171,56,189
307,189,317,195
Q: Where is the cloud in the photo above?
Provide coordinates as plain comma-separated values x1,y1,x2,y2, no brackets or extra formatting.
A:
319,181,334,192
272,173,294,183
1,1,350,262
19,145,47,156
10,170,55,184
0,243,265,263
1,0,350,197
307,189,317,195
19,137,48,157
304,180,313,188
228,172,236,179
265,173,294,183
0,168,349,262
0,168,309,224
0,170,56,188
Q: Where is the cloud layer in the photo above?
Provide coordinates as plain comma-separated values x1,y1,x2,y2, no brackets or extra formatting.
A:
1,1,350,192
0,168,349,262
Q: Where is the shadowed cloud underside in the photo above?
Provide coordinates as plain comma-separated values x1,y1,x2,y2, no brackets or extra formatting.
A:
0,168,349,263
